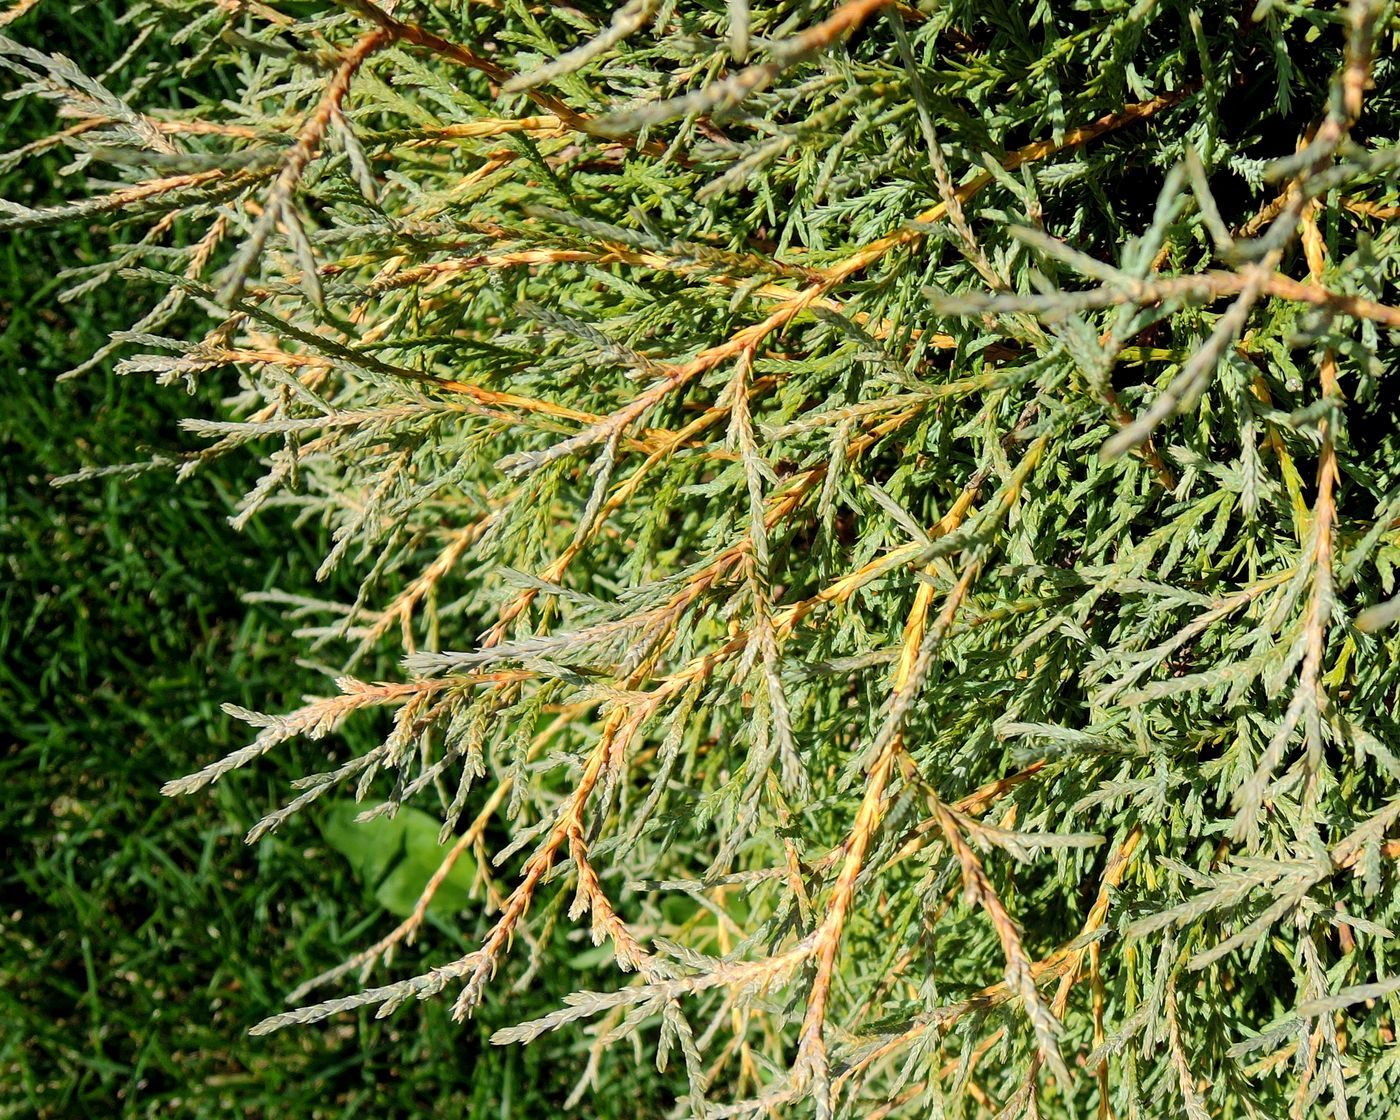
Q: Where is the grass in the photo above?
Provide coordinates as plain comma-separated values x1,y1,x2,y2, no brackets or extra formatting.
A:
0,7,672,1116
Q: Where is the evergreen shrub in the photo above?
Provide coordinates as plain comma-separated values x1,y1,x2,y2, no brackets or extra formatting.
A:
7,0,1400,1114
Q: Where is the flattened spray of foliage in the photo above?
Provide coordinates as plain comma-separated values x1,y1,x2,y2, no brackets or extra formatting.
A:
8,0,1400,1114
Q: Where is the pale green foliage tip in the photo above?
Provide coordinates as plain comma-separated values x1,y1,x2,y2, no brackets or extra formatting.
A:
8,0,1400,1115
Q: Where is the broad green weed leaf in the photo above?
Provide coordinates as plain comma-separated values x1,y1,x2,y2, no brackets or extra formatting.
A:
320,802,476,918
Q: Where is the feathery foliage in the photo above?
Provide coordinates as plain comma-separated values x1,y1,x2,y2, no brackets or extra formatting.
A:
8,0,1400,1114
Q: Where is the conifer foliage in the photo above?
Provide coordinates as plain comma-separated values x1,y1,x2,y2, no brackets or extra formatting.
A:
9,0,1400,1114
